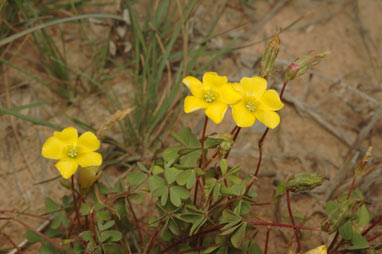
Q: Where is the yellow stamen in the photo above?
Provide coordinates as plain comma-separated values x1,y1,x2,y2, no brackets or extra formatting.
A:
204,91,216,103
245,101,257,112
67,146,78,158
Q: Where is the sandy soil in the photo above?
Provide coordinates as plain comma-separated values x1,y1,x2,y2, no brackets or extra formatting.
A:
1,0,381,253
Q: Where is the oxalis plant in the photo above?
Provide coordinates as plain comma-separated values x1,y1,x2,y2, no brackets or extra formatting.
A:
5,36,381,254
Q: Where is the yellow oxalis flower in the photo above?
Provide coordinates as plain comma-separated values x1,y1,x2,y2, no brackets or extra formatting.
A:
183,72,241,124
231,76,284,128
304,245,327,254
42,127,102,179
78,166,101,189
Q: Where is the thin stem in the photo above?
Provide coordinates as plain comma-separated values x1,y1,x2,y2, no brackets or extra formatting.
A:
279,80,288,98
89,208,97,246
250,221,319,231
126,194,144,252
71,176,81,229
2,233,23,254
145,222,162,254
264,227,271,254
0,217,67,253
224,127,241,159
194,116,208,206
368,232,382,242
327,231,339,252
362,215,382,236
346,176,357,200
286,190,301,253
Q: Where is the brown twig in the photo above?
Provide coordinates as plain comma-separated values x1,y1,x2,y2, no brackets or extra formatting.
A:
71,176,81,230
264,227,271,254
2,233,23,254
145,222,162,254
286,190,301,253
126,194,144,251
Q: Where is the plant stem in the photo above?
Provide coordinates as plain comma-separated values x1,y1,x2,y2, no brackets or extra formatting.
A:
126,194,144,252
145,222,162,254
89,208,98,246
71,176,81,229
250,221,319,231
194,116,209,206
362,215,382,236
224,127,241,159
2,233,23,254
0,217,68,253
286,190,301,253
264,227,271,254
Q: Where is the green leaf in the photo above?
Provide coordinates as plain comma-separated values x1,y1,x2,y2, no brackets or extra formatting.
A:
248,241,263,254
168,219,180,235
231,222,247,248
163,147,181,166
98,183,110,195
100,230,122,243
357,205,370,226
161,187,169,206
148,175,166,192
177,170,196,189
204,137,223,149
325,201,339,214
220,159,228,176
80,230,93,242
102,243,124,254
99,220,115,231
190,217,207,236
25,229,43,243
347,233,369,250
172,186,190,199
181,150,202,167
152,186,167,198
272,180,286,203
170,187,181,207
51,211,68,229
165,167,180,184
137,162,149,173
126,172,147,186
213,183,221,202
152,165,164,175
80,203,91,216
204,245,221,253
128,192,145,204
40,242,61,254
171,128,200,148
338,220,353,241
45,197,60,213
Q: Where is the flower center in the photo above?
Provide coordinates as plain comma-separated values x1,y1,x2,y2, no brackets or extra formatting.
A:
203,91,216,103
67,146,78,158
245,100,257,112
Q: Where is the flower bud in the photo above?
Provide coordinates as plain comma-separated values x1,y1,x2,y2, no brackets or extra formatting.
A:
259,35,280,79
285,51,330,81
79,166,101,189
286,173,325,193
217,133,233,155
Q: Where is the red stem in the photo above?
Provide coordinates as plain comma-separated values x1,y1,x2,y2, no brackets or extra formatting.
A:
0,217,67,253
126,194,144,252
2,233,23,254
89,208,98,246
367,232,382,242
71,176,81,229
264,227,271,254
145,222,162,253
250,221,319,231
362,215,382,236
346,176,357,200
286,190,301,253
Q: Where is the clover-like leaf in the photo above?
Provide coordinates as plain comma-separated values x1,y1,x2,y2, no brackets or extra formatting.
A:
177,170,196,189
163,147,181,166
338,220,353,241
126,172,147,186
231,222,247,248
347,233,369,250
181,150,202,167
171,128,200,148
165,167,180,184
148,175,166,192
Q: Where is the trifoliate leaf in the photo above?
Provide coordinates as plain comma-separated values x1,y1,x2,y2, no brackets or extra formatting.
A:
347,233,369,250
45,197,60,213
165,167,180,184
338,220,353,241
126,172,147,186
163,147,181,166
148,175,166,192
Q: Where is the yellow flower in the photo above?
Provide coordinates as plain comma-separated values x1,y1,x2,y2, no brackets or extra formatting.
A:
183,72,241,124
78,166,101,189
42,127,102,179
231,76,284,128
304,245,327,254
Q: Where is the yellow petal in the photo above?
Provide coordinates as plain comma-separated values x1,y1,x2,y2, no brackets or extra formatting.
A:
184,96,209,113
54,127,78,146
304,245,327,254
42,136,66,159
240,76,267,98
78,132,100,153
258,89,284,111
203,72,227,89
254,111,280,129
231,82,241,92
183,76,204,98
56,158,79,179
219,84,241,105
78,166,101,189
205,101,227,124
77,152,102,168
231,103,256,127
